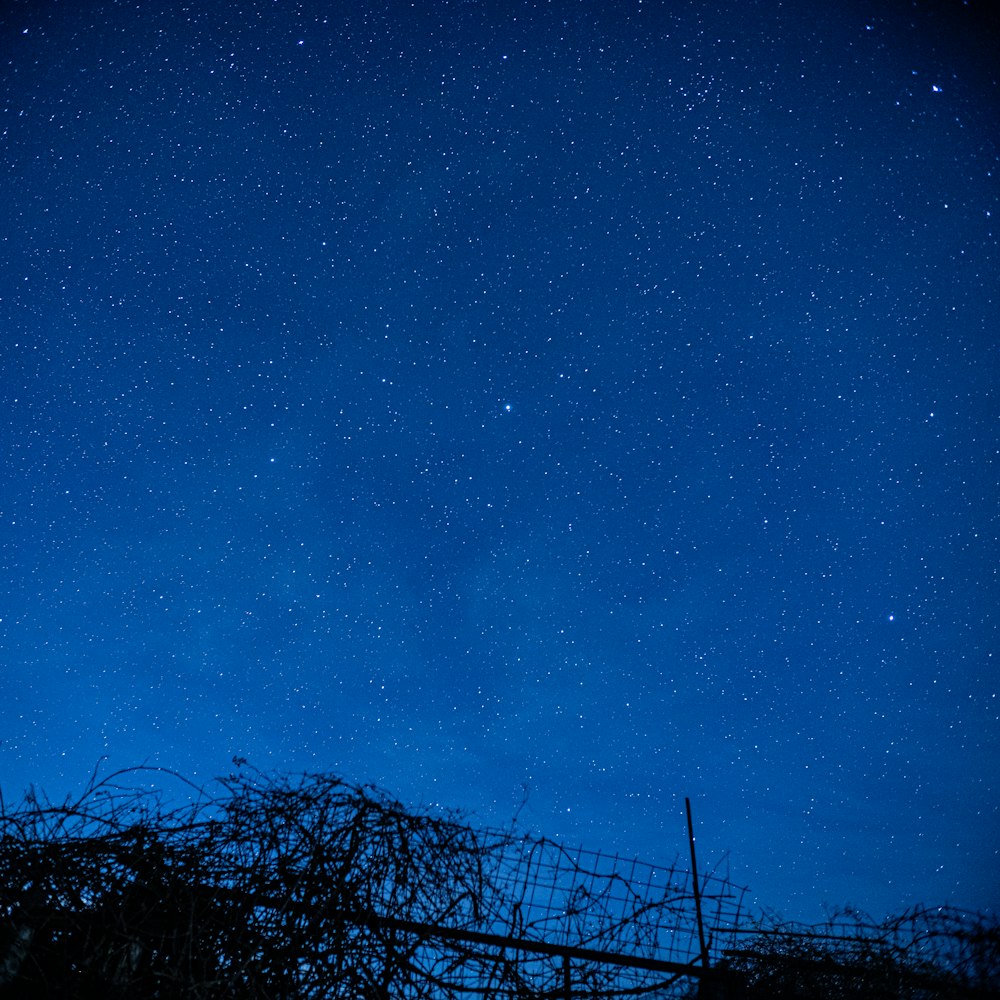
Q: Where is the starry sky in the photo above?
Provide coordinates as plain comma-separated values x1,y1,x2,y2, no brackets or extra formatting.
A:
2,0,998,926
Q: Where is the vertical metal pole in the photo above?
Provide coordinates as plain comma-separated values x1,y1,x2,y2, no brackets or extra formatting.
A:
686,797,710,970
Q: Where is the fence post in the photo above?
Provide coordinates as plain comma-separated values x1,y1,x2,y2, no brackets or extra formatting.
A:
686,797,710,970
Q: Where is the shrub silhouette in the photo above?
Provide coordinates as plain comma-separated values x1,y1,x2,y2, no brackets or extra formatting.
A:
722,905,1000,999
2,764,996,999
1,764,502,998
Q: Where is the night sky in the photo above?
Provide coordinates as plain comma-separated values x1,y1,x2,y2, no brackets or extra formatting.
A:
2,0,998,926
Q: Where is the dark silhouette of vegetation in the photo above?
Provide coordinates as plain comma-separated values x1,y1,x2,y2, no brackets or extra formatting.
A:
0,762,742,998
1,762,995,998
721,905,1000,999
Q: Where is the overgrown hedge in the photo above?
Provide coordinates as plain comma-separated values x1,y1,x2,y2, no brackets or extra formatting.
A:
2,764,996,999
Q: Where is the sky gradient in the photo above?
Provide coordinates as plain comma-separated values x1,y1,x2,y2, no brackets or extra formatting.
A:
2,0,998,926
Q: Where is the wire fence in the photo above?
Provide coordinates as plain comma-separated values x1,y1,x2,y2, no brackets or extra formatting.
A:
479,832,743,965
0,765,743,998
2,764,996,998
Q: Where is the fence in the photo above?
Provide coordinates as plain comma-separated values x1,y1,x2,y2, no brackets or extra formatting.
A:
0,766,746,998
3,766,995,998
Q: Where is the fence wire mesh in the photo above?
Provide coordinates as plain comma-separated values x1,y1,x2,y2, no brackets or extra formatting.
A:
0,766,744,998
477,832,744,964
3,766,995,998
